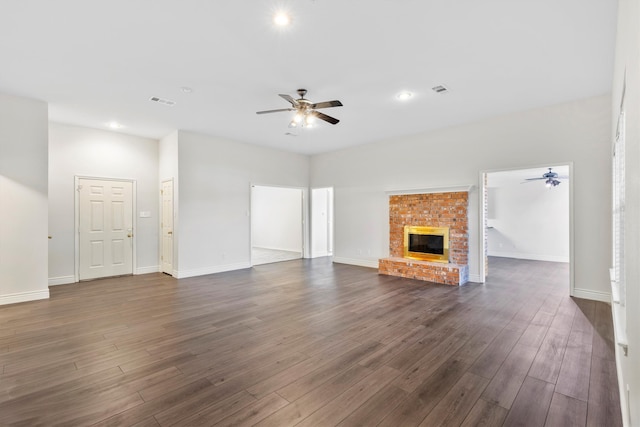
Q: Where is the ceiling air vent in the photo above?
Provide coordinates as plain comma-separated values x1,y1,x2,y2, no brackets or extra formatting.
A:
149,96,176,106
431,85,449,94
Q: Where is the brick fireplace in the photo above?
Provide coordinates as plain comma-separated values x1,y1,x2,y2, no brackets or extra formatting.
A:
379,191,469,285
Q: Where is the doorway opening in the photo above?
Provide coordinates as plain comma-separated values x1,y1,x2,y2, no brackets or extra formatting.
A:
75,177,136,281
311,187,334,258
481,164,573,295
250,185,304,266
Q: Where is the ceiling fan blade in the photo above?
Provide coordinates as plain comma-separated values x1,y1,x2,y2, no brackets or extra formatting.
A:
524,177,546,181
310,110,340,125
279,94,299,107
256,108,295,115
310,100,343,109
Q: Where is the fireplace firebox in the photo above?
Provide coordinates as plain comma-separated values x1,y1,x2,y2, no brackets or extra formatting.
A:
403,225,449,263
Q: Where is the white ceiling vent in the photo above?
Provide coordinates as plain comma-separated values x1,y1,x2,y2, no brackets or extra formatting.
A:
149,96,176,106
431,85,449,94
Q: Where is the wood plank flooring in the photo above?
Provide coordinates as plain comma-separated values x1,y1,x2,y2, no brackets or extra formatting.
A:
0,257,622,426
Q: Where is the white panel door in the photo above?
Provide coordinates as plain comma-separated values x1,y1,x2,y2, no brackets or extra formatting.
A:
79,178,133,280
161,179,174,275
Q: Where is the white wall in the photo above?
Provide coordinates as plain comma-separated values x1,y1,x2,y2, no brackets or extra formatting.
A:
310,95,611,300
0,92,49,305
612,0,640,424
487,168,570,262
175,130,309,278
48,123,159,283
251,186,303,253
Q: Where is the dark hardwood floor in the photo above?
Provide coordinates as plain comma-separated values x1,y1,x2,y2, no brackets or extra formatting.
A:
0,257,622,426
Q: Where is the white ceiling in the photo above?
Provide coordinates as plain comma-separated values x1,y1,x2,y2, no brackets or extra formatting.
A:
0,0,617,155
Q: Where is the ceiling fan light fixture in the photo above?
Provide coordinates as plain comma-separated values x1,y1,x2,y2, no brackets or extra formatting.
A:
545,177,561,188
305,114,315,125
256,89,342,127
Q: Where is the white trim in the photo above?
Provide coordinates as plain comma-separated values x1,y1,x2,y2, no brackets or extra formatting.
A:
572,287,611,303
48,275,75,286
311,251,329,258
175,261,251,279
332,257,379,269
385,185,474,196
486,252,570,263
479,171,487,282
0,289,49,306
468,273,484,283
136,266,160,275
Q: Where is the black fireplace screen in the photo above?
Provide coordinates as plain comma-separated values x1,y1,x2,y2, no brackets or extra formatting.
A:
408,234,444,255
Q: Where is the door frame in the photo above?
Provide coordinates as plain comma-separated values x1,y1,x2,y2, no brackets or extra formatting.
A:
478,162,574,296
74,175,137,282
249,183,309,266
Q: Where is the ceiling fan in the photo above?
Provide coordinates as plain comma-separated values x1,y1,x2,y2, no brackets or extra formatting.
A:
256,89,343,128
523,168,569,188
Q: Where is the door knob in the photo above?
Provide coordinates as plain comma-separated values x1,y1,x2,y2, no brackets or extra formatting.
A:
127,233,133,238
168,231,173,235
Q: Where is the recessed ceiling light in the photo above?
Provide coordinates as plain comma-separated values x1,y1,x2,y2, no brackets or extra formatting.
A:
180,86,193,93
396,91,414,101
274,11,291,26
107,121,123,129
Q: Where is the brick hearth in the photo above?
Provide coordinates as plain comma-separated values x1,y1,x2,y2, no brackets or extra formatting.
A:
379,191,469,285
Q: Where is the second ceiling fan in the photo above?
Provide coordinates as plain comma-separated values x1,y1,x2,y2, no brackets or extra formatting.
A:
256,89,343,128
523,167,569,188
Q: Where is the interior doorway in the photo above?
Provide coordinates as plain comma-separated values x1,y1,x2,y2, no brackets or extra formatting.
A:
161,179,174,275
311,187,334,258
250,185,304,266
481,164,573,294
76,177,134,281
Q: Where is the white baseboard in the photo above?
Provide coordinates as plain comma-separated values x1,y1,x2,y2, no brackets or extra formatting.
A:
135,266,160,275
48,275,75,286
332,257,379,269
468,273,484,283
0,289,50,306
572,287,611,303
175,262,252,279
488,251,569,263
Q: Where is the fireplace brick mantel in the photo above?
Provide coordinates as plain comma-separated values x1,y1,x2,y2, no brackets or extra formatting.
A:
379,192,469,286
